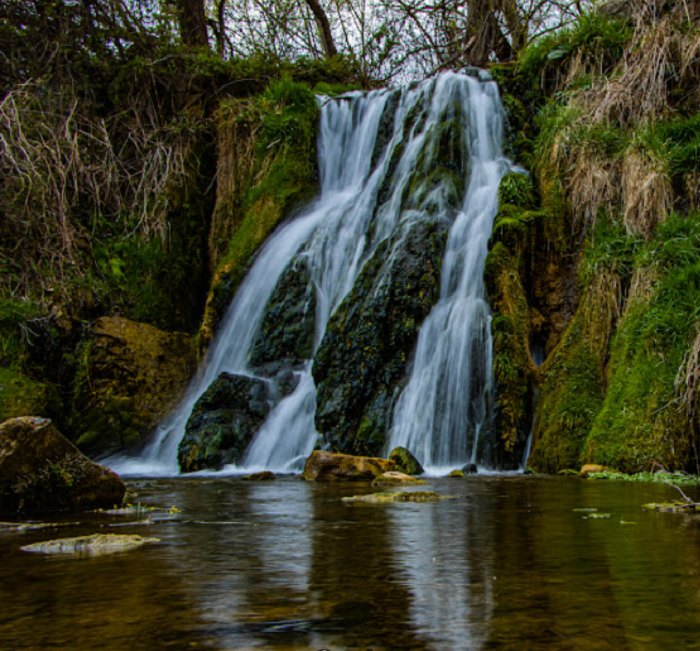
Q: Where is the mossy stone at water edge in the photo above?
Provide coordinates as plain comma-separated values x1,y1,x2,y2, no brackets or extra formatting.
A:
178,372,272,472
313,219,447,457
70,317,196,457
387,446,424,475
21,534,159,556
0,417,125,515
303,450,395,481
341,491,447,504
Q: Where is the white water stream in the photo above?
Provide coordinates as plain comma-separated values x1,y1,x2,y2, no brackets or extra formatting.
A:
108,71,510,477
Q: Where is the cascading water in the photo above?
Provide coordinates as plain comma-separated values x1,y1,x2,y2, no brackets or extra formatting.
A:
108,70,511,477
386,77,508,473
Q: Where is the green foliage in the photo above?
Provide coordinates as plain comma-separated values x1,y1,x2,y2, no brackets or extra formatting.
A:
588,470,700,486
580,217,640,287
637,114,700,191
518,12,633,88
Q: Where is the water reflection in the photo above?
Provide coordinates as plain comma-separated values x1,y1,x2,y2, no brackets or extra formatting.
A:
388,497,494,648
1,477,700,650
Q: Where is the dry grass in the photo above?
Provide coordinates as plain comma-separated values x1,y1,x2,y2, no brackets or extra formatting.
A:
676,328,700,427
577,4,700,126
208,101,258,272
621,145,673,239
627,263,659,303
567,146,621,232
0,81,197,295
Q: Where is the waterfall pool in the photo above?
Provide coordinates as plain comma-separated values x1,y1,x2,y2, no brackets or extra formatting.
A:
2,475,699,650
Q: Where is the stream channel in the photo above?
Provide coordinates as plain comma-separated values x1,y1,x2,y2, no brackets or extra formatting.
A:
2,475,700,650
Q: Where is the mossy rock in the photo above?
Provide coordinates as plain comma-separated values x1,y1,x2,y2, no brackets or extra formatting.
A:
313,219,448,456
0,417,125,515
0,367,61,423
249,255,316,370
302,450,395,481
70,317,196,457
21,533,159,556
341,491,448,505
387,446,424,475
178,372,271,472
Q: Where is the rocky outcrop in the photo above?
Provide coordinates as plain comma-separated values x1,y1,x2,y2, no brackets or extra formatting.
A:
249,256,316,372
178,372,272,472
71,317,196,457
0,417,125,515
313,219,447,456
303,450,395,481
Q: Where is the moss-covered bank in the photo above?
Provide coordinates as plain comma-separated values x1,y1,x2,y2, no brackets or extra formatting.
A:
492,0,700,473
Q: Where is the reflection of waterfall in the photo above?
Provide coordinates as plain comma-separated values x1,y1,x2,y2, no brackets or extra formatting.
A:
387,498,495,648
109,70,510,476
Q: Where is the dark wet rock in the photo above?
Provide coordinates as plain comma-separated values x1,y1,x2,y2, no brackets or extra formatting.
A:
70,316,196,457
20,533,159,556
0,417,125,515
313,219,447,456
249,256,316,371
242,471,276,481
462,463,478,474
178,373,272,472
388,446,424,475
303,450,395,481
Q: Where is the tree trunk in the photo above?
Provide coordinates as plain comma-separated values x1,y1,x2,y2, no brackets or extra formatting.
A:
303,0,338,57
178,0,208,47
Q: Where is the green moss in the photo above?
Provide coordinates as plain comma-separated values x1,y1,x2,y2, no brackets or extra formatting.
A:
583,215,700,471
0,367,60,421
530,266,621,472
201,79,319,347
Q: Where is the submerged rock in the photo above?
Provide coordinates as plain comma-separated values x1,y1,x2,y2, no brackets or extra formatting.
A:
178,372,272,472
303,450,395,481
341,491,447,504
20,533,159,556
371,471,426,487
387,447,424,475
70,316,196,457
0,417,125,515
242,471,276,481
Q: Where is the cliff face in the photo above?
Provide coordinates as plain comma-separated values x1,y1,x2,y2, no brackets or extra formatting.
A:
492,1,700,472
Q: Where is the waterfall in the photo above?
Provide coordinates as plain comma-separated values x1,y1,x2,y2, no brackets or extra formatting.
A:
108,70,510,476
386,76,508,473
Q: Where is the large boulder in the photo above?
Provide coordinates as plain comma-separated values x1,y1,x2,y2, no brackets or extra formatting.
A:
0,417,125,515
71,316,196,456
178,372,272,472
303,450,395,481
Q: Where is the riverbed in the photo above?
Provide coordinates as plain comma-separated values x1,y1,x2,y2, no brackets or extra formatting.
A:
1,476,699,650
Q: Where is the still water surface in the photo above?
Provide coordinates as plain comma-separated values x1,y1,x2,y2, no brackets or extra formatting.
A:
1,476,699,650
